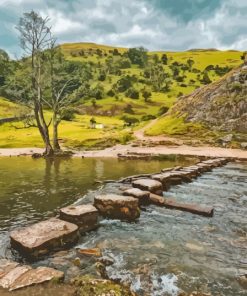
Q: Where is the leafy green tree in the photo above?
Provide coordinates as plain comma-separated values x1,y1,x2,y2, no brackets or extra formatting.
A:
187,58,195,71
161,53,168,65
127,47,148,68
114,75,132,92
126,87,139,99
201,71,212,84
142,89,152,102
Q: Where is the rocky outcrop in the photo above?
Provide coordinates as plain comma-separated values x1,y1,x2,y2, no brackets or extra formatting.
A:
10,218,79,258
94,194,140,221
59,204,98,233
132,178,163,195
0,259,64,291
171,64,247,134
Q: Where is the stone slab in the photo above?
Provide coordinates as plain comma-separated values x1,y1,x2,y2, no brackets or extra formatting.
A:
0,260,64,291
123,188,150,205
94,194,140,221
10,218,79,258
9,266,64,291
59,204,98,233
149,194,214,217
132,178,163,195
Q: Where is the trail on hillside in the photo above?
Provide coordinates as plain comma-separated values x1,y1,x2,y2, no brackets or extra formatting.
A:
133,119,183,145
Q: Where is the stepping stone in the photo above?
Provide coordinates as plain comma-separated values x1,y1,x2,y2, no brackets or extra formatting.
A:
59,204,98,233
9,266,64,291
196,163,213,172
10,218,79,258
132,178,163,195
149,193,214,217
0,260,64,291
94,194,140,221
0,265,31,289
123,188,150,205
163,198,214,217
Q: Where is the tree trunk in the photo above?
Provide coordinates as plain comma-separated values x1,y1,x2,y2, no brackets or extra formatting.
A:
53,112,60,151
34,102,54,156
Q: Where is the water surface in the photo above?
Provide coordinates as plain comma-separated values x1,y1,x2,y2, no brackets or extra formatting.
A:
0,157,246,295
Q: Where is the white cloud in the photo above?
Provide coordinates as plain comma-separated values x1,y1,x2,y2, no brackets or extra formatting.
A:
1,0,247,56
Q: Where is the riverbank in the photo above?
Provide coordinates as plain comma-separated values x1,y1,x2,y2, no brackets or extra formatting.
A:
0,144,247,160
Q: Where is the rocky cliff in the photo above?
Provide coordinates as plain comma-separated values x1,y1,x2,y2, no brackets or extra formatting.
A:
171,64,247,134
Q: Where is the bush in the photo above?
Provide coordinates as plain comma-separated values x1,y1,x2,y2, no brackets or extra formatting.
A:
107,89,115,97
123,104,134,114
126,87,139,99
158,106,169,116
141,114,156,121
61,108,76,121
121,115,139,126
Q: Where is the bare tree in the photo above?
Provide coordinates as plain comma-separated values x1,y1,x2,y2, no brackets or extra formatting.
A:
17,11,54,156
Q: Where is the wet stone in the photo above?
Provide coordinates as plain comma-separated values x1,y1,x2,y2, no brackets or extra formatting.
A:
94,194,140,221
0,260,64,291
123,188,150,205
10,218,79,258
59,204,98,233
132,178,163,195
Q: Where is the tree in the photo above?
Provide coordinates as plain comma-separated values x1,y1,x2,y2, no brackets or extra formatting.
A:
16,11,54,155
201,71,212,85
187,58,195,71
0,49,10,87
161,53,168,65
43,46,82,151
127,47,148,68
142,89,152,102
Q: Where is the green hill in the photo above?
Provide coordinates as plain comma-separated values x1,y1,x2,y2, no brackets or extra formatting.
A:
0,42,244,149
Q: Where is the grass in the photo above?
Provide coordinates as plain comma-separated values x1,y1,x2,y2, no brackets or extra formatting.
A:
0,43,244,149
0,97,25,118
0,113,125,149
145,115,205,136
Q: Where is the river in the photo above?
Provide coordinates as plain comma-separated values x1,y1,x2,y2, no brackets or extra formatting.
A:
0,157,246,295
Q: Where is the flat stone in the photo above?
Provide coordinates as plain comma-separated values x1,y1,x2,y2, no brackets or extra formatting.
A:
77,248,102,257
59,204,98,233
9,267,64,291
123,188,150,205
0,265,31,289
94,194,140,221
163,198,214,217
132,178,163,195
149,194,214,217
0,259,19,279
10,218,79,258
149,193,165,206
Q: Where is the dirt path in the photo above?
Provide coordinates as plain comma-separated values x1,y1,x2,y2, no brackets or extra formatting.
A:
133,119,183,145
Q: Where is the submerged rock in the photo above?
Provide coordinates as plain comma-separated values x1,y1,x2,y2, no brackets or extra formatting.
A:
132,178,163,195
94,194,140,221
10,218,79,258
59,204,98,233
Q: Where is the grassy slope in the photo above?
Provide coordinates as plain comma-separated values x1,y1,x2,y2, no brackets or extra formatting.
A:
0,43,243,148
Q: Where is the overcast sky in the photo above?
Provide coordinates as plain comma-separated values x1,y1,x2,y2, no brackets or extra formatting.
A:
1,0,247,57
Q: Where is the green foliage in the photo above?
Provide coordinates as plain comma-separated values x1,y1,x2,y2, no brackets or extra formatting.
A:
127,47,148,68
121,115,139,126
141,114,156,121
61,108,76,121
114,75,132,92
126,87,139,99
158,105,169,116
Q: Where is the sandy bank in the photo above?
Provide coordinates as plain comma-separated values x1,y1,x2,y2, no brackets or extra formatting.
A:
0,144,246,160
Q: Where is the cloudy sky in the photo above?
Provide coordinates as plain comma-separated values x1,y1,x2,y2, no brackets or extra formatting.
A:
1,0,247,57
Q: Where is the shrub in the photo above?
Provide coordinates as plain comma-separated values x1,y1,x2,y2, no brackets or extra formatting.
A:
141,114,156,121
107,89,115,97
121,115,139,126
126,88,139,99
158,106,169,116
61,108,76,121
